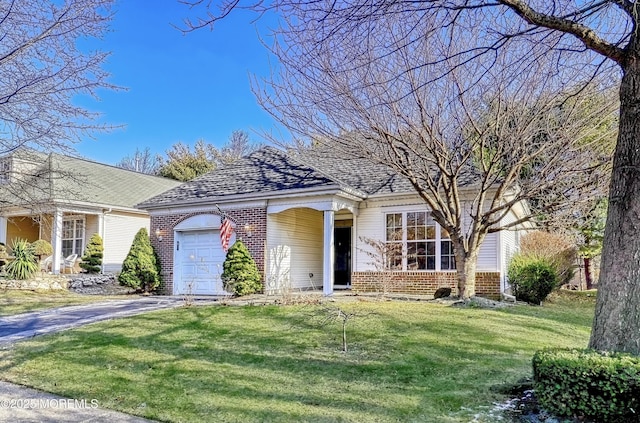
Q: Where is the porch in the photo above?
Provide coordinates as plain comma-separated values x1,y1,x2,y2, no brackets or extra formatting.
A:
0,210,101,274
265,198,358,296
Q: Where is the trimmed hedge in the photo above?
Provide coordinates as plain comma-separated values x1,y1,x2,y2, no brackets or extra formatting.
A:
533,348,640,422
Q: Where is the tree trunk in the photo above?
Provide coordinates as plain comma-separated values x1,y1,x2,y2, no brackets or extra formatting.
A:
583,257,593,291
455,247,478,299
589,51,640,355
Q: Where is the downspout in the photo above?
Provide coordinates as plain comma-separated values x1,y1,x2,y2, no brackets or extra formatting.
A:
100,208,112,274
497,226,505,295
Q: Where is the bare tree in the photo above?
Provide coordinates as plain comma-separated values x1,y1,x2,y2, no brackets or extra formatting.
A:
180,0,638,355
0,0,115,155
291,53,612,301
212,129,261,167
116,147,161,175
359,235,404,297
0,0,115,214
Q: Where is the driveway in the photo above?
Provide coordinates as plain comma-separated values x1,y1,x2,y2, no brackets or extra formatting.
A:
0,296,218,346
0,296,222,422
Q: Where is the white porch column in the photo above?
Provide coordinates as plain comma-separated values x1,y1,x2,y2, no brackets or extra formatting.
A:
52,209,63,274
98,212,106,274
323,210,335,296
0,216,6,245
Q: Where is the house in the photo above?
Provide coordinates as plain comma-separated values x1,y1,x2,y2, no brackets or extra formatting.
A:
138,147,524,298
0,149,181,273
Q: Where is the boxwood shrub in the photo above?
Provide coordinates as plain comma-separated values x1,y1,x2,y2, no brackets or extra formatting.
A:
533,348,640,422
507,255,557,304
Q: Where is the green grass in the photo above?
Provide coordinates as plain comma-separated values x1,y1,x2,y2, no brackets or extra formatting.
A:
0,289,128,316
0,291,595,422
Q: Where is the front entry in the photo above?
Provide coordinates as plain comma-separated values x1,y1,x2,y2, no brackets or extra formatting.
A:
334,226,352,288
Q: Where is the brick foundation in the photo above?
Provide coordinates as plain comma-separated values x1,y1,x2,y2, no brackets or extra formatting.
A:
351,271,501,299
150,208,267,294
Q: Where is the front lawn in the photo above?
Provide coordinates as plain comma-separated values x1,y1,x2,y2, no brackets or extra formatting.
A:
0,289,128,316
0,292,595,422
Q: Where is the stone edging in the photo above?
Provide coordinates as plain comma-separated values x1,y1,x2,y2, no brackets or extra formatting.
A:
0,272,132,295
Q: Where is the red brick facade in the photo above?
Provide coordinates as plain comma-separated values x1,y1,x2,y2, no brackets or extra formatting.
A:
351,271,501,299
150,207,267,294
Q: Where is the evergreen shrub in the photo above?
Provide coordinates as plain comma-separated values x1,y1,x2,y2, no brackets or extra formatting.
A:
533,348,640,422
221,240,262,296
507,255,557,304
80,233,104,273
118,228,161,292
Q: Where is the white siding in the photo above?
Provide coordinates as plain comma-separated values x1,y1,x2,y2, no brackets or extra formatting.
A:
266,208,324,292
477,232,498,271
354,206,385,271
354,199,501,272
103,212,149,273
85,215,100,249
499,210,520,290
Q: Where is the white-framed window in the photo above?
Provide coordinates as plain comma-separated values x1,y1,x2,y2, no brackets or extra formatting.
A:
62,217,85,257
0,158,11,184
385,211,456,271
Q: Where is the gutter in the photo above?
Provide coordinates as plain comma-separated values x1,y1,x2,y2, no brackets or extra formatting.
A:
138,185,366,211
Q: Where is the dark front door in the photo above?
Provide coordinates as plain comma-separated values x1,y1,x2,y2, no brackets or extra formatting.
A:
334,227,352,287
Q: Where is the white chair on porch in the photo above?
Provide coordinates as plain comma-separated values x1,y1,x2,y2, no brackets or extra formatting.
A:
62,254,78,274
40,255,53,272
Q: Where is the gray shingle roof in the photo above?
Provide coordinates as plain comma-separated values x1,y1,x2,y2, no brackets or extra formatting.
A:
297,150,414,195
0,150,181,210
138,146,419,209
137,147,350,208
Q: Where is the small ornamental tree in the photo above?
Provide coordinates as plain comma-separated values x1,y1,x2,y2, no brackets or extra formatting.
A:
118,228,161,293
31,239,53,262
80,233,104,273
221,240,262,296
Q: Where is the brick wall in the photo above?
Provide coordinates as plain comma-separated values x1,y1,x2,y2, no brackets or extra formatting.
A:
351,271,501,299
150,207,267,294
475,272,502,299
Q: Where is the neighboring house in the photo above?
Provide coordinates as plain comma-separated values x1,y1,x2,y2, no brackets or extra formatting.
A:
0,149,181,273
139,147,525,298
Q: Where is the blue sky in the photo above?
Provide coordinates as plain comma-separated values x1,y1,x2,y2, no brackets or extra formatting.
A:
76,1,279,165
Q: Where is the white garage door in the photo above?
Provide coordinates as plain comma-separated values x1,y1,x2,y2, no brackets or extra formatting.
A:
176,230,228,295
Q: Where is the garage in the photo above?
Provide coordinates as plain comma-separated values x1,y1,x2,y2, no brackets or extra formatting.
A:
173,215,233,296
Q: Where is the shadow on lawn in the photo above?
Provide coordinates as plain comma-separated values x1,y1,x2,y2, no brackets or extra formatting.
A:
1,300,594,422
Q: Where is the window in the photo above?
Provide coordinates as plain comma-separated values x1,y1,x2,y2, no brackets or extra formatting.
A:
385,213,403,269
440,228,456,270
62,217,84,257
385,211,456,271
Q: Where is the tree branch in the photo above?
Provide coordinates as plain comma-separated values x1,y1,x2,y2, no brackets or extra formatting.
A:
498,0,625,63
